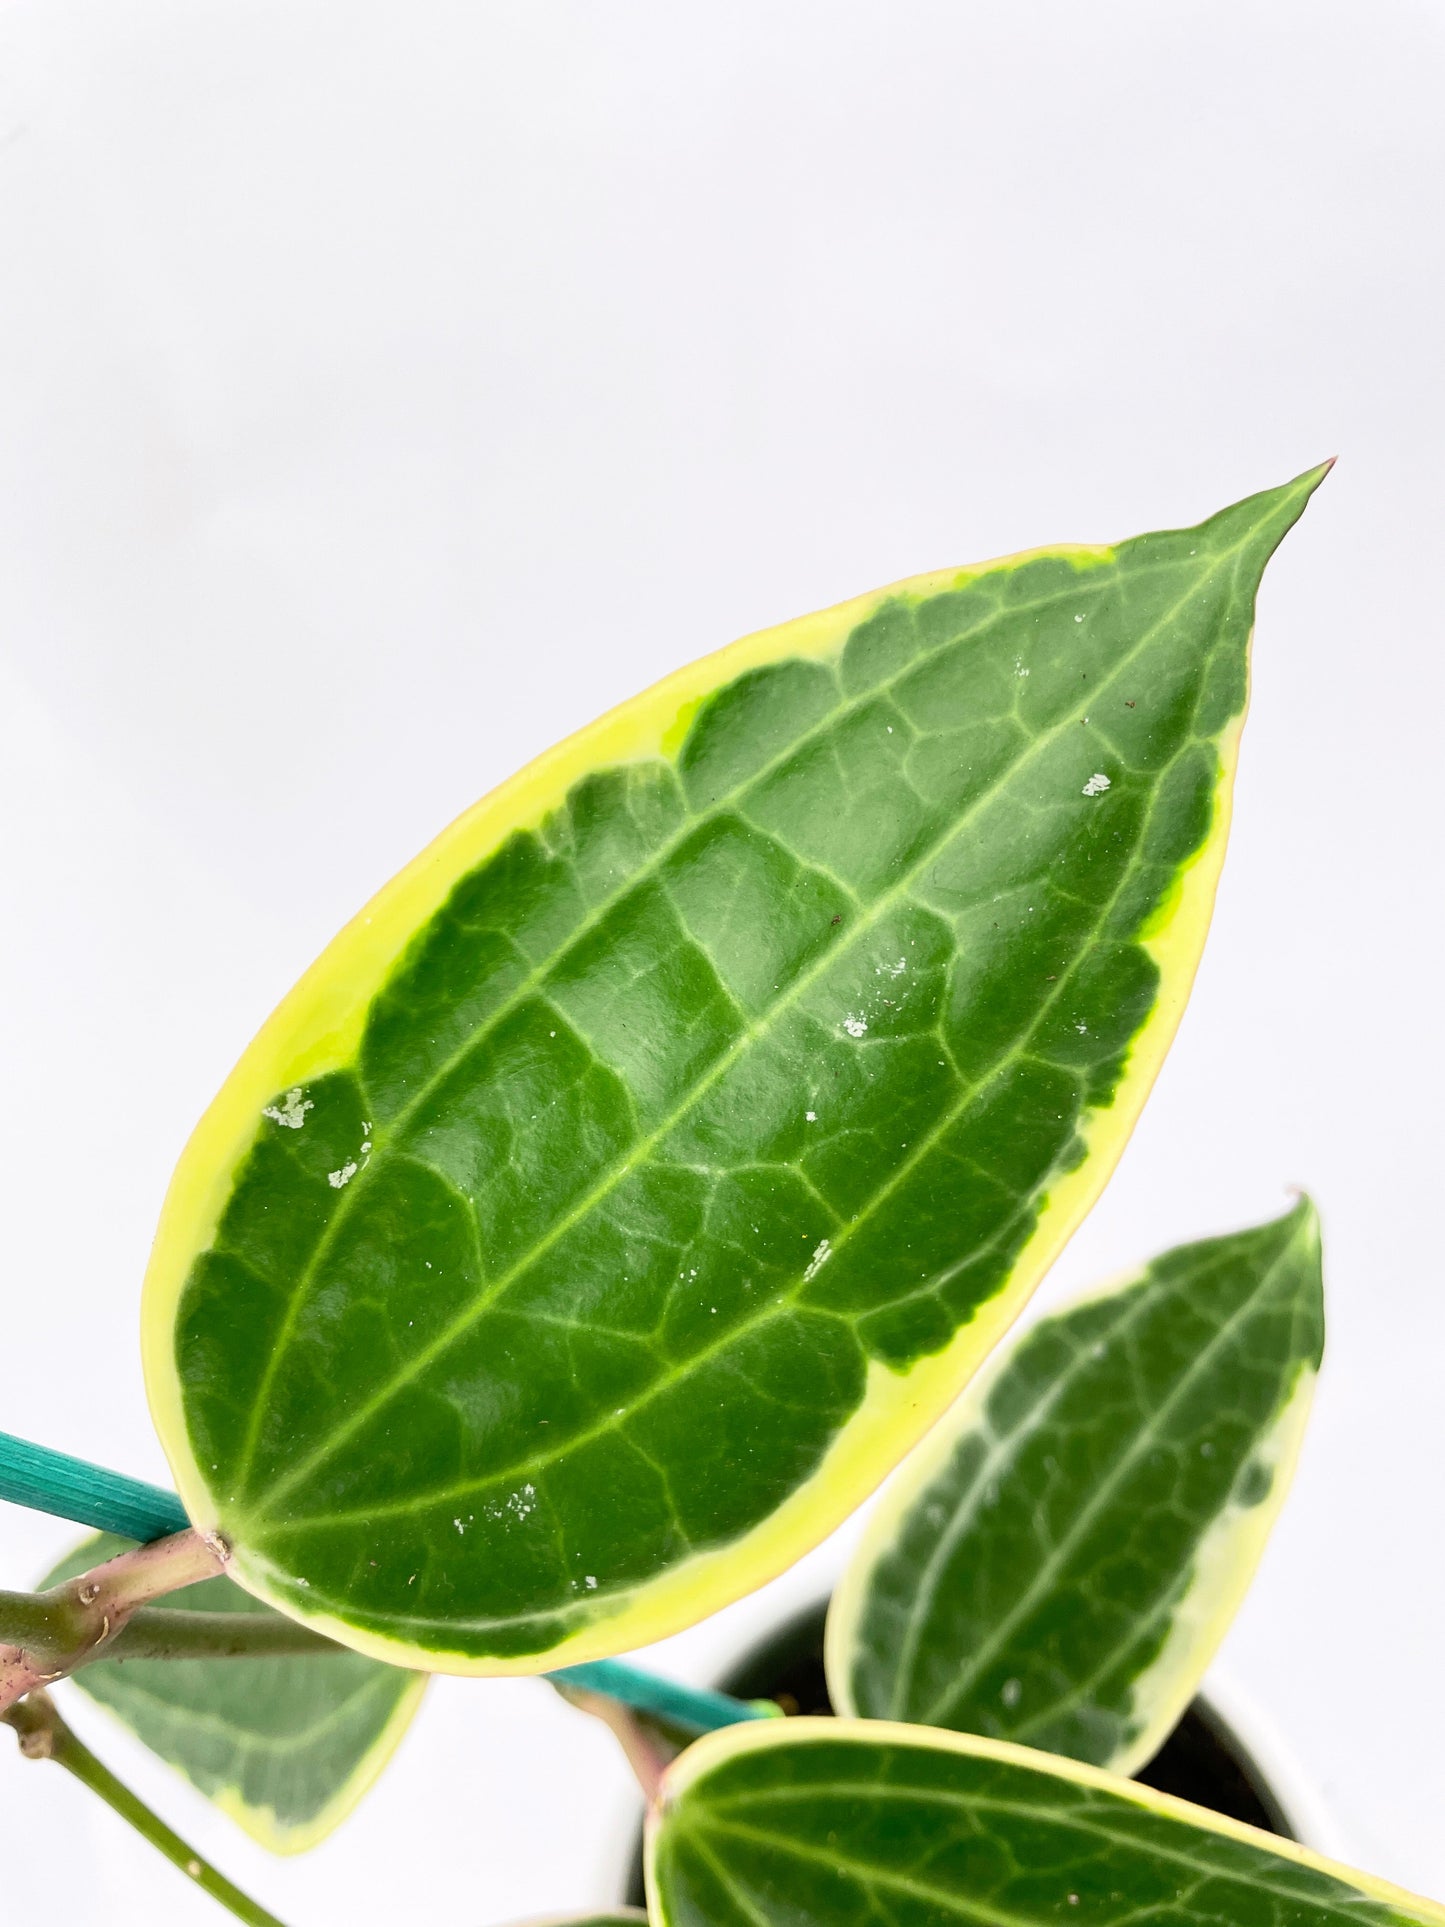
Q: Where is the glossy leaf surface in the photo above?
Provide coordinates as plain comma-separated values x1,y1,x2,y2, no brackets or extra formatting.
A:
827,1200,1322,1772
648,1720,1445,1927
144,470,1326,1671
43,1535,423,1852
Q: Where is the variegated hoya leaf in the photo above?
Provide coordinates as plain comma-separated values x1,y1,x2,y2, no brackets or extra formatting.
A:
42,1535,423,1853
647,1721,1445,1927
143,470,1326,1672
826,1199,1323,1773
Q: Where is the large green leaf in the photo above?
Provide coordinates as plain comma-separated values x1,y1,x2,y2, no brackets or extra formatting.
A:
143,470,1326,1672
42,1534,424,1853
826,1200,1323,1773
647,1720,1445,1927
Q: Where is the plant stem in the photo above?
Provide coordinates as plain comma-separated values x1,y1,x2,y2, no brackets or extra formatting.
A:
0,1596,338,1670
86,1607,347,1665
1,1530,226,1710
1,1429,775,1731
553,1679,679,1800
552,1659,778,1733
3,1691,292,1927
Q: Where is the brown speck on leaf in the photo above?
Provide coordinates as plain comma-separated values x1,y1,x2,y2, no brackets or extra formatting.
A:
1125,699,1136,708
831,914,842,925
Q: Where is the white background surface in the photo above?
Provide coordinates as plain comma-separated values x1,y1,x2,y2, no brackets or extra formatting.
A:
1,2,1442,1920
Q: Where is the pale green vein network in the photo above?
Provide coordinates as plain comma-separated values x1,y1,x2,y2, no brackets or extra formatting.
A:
668,1775,1403,1926
228,557,1125,1496
250,539,1249,1538
707,1789,1358,1912
876,1276,1162,1719
914,1224,1313,1731
698,1816,1065,1927
87,1666,402,1762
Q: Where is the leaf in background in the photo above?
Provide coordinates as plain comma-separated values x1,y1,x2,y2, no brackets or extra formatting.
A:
826,1199,1323,1773
143,469,1327,1671
647,1720,1445,1927
42,1534,424,1853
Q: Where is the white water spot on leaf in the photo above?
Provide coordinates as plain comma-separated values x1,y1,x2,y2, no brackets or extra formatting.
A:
328,1161,359,1189
1014,657,1030,678
804,1238,832,1282
499,1482,537,1523
1074,613,1085,624
1001,1677,1022,1708
263,1088,313,1130
805,1110,817,1122
1075,1022,1088,1034
1081,772,1111,796
843,1014,868,1037
585,1575,598,1590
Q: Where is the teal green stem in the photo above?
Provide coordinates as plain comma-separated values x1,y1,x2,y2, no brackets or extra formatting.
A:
0,1431,772,1734
0,1431,189,1541
550,1660,776,1731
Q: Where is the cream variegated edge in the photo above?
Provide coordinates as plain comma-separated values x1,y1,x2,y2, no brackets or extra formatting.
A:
209,1670,427,1855
142,534,1245,1676
824,1214,1320,1775
645,1719,1445,1927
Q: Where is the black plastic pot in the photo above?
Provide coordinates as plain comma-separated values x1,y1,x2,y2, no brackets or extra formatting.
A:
622,1597,1294,1907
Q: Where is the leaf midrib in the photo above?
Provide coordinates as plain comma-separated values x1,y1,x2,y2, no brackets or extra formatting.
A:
230,562,1123,1492
252,597,1217,1557
691,1791,1388,1921
869,1273,1164,1719
247,532,1255,1525
89,1661,403,1762
1011,1264,1319,1753
916,1220,1313,1730
248,703,1194,1649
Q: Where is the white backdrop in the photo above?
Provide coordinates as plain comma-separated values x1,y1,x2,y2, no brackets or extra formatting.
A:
2,2,1443,1921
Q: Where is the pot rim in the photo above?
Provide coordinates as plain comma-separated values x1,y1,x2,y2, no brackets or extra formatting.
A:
1195,1665,1344,1859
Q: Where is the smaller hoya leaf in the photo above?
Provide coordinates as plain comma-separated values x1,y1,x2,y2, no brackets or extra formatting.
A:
826,1198,1322,1774
647,1720,1445,1927
42,1533,425,1853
